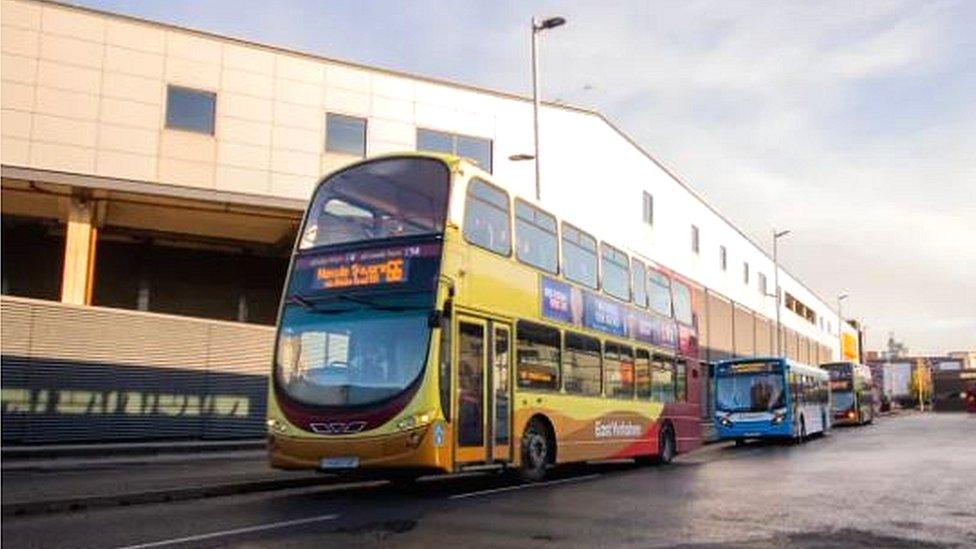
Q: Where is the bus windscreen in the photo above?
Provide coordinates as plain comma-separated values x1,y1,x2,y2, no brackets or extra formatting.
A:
716,368,786,413
299,157,450,250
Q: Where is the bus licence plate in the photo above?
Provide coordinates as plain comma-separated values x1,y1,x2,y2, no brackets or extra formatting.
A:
319,457,359,470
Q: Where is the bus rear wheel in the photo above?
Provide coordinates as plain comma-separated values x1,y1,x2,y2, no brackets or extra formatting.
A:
519,419,551,482
655,424,676,464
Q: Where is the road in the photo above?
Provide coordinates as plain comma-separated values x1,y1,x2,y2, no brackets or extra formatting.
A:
3,413,974,548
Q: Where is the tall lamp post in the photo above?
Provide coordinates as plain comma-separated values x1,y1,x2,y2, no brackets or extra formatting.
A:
531,16,566,201
837,293,849,360
772,229,791,357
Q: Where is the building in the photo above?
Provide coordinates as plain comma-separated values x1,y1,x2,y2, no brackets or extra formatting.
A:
0,0,857,443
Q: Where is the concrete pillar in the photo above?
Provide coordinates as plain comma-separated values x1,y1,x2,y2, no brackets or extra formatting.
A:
60,198,97,305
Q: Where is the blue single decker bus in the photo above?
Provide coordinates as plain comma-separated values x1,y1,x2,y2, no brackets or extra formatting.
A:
713,358,830,444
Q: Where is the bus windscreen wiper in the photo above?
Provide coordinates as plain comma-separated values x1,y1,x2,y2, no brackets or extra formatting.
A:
286,292,426,313
285,294,355,314
332,293,428,312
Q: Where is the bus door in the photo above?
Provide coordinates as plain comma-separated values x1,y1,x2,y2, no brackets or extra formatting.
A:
455,316,513,465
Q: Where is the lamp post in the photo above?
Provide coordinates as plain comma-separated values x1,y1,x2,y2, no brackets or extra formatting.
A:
772,229,790,357
531,15,566,201
837,293,849,361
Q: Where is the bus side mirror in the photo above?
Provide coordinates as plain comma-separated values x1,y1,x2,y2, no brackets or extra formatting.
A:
428,310,443,328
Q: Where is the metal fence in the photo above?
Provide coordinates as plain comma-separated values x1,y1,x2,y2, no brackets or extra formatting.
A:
1,296,274,444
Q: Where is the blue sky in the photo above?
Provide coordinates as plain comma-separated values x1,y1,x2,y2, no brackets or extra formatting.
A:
72,0,976,353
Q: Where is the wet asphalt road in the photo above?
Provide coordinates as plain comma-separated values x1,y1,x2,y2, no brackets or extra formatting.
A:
3,412,974,548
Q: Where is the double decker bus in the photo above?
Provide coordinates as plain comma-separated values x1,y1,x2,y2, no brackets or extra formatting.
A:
822,362,875,425
266,153,702,481
713,358,830,444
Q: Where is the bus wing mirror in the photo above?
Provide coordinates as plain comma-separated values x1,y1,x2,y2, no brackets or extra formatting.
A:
428,310,444,328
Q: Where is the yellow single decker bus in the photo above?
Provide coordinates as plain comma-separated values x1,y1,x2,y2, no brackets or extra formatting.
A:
267,154,702,481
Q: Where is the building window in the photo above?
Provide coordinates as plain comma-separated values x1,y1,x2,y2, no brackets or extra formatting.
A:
165,86,215,134
463,178,510,255
325,113,366,156
743,262,750,285
691,225,700,254
642,192,653,226
417,128,493,172
600,243,630,301
759,272,768,295
514,200,558,273
719,245,727,271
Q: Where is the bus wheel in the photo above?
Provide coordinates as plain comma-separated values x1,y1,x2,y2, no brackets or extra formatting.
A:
655,424,676,464
795,418,807,444
734,438,745,447
519,419,551,482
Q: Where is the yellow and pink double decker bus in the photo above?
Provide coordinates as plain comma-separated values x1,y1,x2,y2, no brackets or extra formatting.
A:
267,153,702,481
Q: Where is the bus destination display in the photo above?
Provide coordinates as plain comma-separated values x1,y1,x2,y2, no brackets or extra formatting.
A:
291,243,441,293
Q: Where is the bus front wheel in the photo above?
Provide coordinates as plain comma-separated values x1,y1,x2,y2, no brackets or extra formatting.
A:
519,418,552,482
794,418,807,445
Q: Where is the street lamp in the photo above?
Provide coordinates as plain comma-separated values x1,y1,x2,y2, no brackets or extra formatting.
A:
772,229,791,357
531,15,566,201
837,293,849,360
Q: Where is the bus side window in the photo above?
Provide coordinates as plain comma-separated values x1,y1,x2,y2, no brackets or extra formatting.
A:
514,200,558,273
604,343,634,399
635,349,652,400
672,282,693,326
647,270,672,317
675,359,687,402
632,260,647,308
563,332,601,396
515,321,560,391
651,354,674,403
562,223,598,289
600,243,630,301
463,178,511,256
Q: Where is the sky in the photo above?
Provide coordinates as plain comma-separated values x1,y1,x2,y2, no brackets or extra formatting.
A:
72,0,976,353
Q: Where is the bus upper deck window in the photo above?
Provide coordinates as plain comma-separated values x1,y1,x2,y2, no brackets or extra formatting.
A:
463,178,511,256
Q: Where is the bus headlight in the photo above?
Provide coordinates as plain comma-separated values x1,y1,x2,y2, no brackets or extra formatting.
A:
717,413,732,427
396,410,434,431
266,418,288,434
771,408,786,424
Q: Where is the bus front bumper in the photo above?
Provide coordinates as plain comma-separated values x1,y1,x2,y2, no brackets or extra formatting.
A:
267,423,449,474
714,420,793,440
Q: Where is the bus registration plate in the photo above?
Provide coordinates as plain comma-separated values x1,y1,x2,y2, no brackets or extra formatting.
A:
319,457,359,470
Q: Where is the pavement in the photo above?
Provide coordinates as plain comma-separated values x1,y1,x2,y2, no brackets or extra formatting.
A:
1,447,328,516
2,412,975,548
